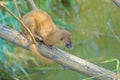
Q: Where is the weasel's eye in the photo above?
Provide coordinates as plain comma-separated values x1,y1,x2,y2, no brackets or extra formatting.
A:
60,37,64,40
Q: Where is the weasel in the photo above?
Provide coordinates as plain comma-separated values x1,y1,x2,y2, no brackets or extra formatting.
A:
21,9,73,49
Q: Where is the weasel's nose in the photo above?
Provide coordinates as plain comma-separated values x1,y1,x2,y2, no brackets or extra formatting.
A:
66,42,73,50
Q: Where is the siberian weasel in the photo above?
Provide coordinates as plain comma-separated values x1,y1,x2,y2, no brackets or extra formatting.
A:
21,9,73,49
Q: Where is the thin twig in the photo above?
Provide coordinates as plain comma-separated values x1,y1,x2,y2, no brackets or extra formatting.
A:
12,0,22,18
28,0,38,10
112,0,120,7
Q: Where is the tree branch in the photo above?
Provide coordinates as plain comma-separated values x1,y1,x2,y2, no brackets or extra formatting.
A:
0,24,119,80
112,0,120,7
28,0,38,10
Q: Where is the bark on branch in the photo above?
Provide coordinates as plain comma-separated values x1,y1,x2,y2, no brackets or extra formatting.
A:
0,24,118,80
112,0,120,7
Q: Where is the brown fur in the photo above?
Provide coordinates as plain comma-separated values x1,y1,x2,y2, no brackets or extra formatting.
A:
21,9,72,47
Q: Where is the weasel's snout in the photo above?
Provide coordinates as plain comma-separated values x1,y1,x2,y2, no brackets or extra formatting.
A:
66,42,73,50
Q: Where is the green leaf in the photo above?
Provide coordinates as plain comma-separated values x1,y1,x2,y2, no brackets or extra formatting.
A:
101,58,117,63
13,62,31,80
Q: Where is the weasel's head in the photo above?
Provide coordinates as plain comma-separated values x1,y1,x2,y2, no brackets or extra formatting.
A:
54,29,73,50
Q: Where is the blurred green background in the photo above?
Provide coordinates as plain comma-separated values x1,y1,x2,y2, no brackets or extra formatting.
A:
0,0,120,80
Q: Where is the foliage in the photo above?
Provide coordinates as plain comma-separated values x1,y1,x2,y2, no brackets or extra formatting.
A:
0,0,30,79
0,0,120,80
